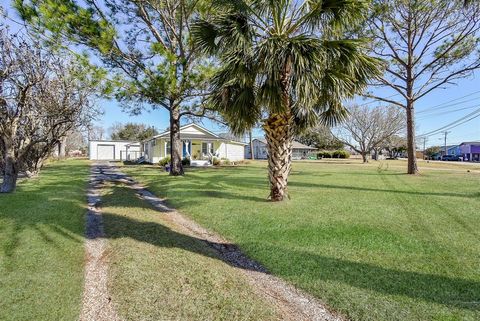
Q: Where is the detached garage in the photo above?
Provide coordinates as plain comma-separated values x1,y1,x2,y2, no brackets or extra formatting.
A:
89,140,140,161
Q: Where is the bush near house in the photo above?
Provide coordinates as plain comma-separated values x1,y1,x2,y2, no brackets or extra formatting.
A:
332,150,350,159
318,150,350,159
212,157,221,166
158,156,171,167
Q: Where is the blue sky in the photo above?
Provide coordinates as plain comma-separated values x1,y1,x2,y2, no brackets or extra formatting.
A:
2,1,480,146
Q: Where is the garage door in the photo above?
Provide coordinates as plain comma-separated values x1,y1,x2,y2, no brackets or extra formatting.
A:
97,145,115,160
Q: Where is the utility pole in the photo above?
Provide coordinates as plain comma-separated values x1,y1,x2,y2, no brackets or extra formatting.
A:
422,137,427,160
442,131,450,156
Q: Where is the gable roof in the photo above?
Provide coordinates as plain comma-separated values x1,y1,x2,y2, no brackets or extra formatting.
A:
254,138,317,150
460,141,480,145
143,123,246,144
153,123,220,139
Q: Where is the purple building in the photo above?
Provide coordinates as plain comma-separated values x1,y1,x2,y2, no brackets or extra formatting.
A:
459,141,480,162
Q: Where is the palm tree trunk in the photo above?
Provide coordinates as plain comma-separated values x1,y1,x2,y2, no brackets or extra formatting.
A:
263,113,294,202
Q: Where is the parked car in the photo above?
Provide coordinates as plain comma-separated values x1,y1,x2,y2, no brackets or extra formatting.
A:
441,155,461,161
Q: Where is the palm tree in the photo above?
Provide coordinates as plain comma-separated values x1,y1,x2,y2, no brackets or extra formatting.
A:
193,0,381,201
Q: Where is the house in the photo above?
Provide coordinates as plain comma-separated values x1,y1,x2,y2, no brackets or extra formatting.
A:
89,140,141,161
459,141,480,162
436,145,461,157
142,123,246,165
246,138,317,160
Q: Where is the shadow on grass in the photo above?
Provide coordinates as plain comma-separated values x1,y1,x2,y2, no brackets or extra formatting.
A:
288,181,480,199
97,182,480,311
3,161,480,314
267,246,480,311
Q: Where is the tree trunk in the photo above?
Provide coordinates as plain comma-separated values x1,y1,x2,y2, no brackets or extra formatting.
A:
58,136,67,158
169,107,184,176
406,103,418,174
362,152,368,163
249,130,254,160
1,146,18,193
263,113,294,202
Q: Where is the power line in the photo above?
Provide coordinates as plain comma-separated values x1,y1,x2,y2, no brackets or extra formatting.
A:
358,89,480,110
417,108,480,138
416,89,480,113
416,95,480,115
416,104,480,120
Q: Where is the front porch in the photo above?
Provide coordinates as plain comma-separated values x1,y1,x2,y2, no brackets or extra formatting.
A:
178,140,221,166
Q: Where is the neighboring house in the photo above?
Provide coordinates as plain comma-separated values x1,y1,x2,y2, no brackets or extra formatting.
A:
248,138,317,160
436,145,461,157
142,123,246,165
459,141,480,162
447,145,461,156
89,140,141,161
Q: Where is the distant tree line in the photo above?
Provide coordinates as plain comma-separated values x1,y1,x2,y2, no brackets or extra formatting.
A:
109,123,159,142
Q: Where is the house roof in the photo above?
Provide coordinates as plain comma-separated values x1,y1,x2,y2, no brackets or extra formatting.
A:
143,123,246,145
254,138,317,150
90,139,138,143
460,141,480,145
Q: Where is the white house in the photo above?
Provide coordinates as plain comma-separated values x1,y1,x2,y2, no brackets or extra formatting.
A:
246,138,317,160
89,140,141,161
142,123,246,166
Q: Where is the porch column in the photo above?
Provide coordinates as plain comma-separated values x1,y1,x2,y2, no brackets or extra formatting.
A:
184,141,191,157
164,141,168,157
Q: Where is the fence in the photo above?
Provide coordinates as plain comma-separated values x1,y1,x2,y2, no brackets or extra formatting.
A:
120,150,144,161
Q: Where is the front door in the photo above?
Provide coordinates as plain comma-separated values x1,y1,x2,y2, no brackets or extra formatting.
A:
182,141,191,157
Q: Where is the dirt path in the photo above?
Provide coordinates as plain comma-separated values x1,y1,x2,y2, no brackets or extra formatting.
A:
81,162,344,321
80,164,120,321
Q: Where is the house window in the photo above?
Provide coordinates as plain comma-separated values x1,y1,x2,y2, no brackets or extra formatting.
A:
165,141,171,156
202,142,214,155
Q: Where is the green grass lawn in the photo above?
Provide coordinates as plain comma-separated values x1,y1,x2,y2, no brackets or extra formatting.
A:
100,181,280,321
123,160,480,321
0,160,89,321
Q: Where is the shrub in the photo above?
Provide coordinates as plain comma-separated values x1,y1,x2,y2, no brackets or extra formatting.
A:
212,157,221,166
332,150,350,159
182,157,190,166
317,151,332,158
222,158,231,165
158,155,171,167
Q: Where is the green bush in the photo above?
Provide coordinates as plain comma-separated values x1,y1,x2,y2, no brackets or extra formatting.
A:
182,157,190,166
317,150,350,159
317,151,332,158
212,157,221,166
158,156,171,167
332,150,350,159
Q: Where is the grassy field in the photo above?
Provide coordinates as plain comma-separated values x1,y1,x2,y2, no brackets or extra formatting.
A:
123,160,480,321
100,181,280,321
0,160,89,321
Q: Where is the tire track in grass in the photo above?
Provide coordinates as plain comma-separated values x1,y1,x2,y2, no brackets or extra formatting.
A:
91,162,345,321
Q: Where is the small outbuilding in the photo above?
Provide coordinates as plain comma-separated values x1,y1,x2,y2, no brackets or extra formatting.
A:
88,140,141,161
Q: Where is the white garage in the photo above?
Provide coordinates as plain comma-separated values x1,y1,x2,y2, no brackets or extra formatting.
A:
89,140,141,161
